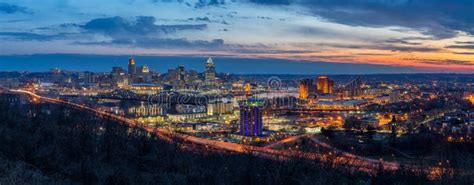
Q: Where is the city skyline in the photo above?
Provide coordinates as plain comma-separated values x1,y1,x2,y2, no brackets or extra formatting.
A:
0,54,462,74
1,1,474,184
1,1,474,73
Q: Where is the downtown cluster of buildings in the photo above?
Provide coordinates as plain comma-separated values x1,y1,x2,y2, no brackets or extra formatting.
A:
299,76,368,101
299,76,333,100
298,76,403,111
1,58,473,143
92,57,219,92
85,58,265,138
92,57,239,126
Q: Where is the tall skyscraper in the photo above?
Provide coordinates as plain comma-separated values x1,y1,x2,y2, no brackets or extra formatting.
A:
244,83,252,95
188,69,199,82
112,67,125,76
177,65,185,81
167,68,177,81
205,57,216,85
239,99,264,136
137,64,151,83
299,79,312,100
84,71,94,84
128,57,136,80
111,67,128,87
317,76,334,94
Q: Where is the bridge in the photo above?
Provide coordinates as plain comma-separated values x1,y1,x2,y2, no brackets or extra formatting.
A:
93,90,233,106
272,108,363,112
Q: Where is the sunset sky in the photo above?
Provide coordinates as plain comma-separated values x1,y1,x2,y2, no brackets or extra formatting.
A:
1,0,474,72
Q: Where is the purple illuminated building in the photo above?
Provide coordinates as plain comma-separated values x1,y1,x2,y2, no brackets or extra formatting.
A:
239,99,264,136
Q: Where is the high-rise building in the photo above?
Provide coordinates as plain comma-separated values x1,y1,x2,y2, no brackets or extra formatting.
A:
167,69,177,81
207,100,233,116
112,67,126,76
239,99,264,136
137,64,151,83
177,65,185,81
465,92,474,104
317,76,334,94
111,66,128,88
299,79,312,100
205,57,216,85
140,64,150,73
244,83,252,95
188,69,199,82
128,57,136,80
84,71,94,84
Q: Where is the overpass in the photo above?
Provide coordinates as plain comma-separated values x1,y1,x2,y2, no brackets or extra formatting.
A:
273,108,362,112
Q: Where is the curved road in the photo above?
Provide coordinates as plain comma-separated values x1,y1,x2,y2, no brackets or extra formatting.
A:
11,89,442,174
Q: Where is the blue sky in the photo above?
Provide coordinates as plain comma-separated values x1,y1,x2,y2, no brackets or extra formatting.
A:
0,0,474,73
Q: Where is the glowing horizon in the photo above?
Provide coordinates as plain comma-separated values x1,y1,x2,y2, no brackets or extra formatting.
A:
0,0,473,73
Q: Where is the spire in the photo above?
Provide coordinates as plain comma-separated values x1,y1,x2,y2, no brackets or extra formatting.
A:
207,57,214,65
128,57,135,65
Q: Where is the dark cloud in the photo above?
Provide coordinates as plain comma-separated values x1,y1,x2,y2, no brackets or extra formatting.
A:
195,17,211,22
81,16,207,37
355,53,391,56
137,38,224,48
75,38,225,49
3,19,31,23
194,0,226,8
385,39,422,46
76,16,217,49
0,15,221,50
453,52,474,55
308,55,354,59
381,46,440,52
0,3,30,14
399,36,435,41
446,45,474,49
421,60,474,66
300,43,441,52
249,0,292,5
444,60,473,66
187,17,210,22
258,16,272,20
455,41,474,44
446,40,474,49
232,49,318,54
0,32,66,41
253,0,474,39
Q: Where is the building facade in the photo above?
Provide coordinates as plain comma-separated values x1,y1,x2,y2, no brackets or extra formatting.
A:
205,57,216,86
239,99,264,136
299,79,312,100
317,76,334,94
128,57,136,80
207,101,234,116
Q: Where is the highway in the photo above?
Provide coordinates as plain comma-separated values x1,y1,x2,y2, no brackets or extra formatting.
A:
10,89,442,175
264,134,306,149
